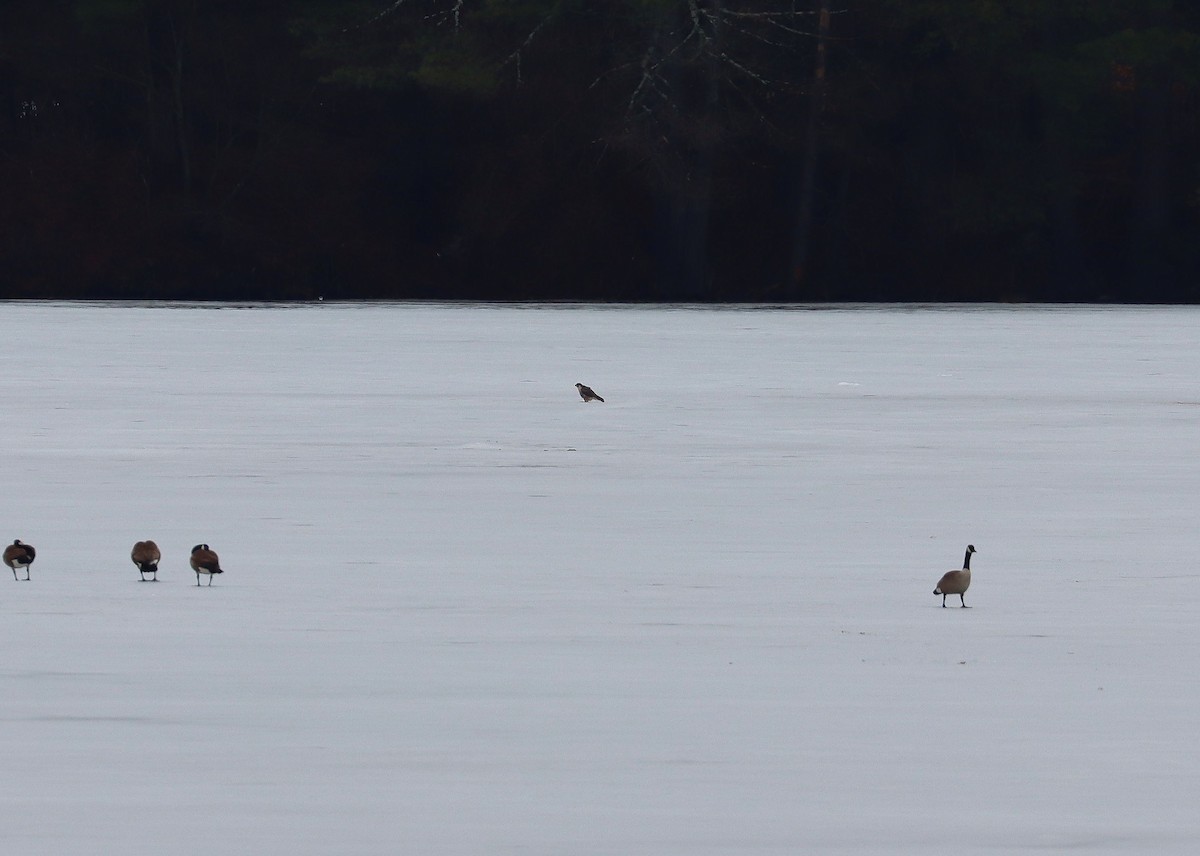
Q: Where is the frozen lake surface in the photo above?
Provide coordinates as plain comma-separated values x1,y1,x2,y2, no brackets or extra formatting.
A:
2,302,1198,854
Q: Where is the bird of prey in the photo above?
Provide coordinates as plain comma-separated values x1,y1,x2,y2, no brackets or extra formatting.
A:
575,383,604,402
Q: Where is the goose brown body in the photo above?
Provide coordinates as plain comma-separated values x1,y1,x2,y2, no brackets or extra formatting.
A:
190,544,223,586
934,545,976,608
4,540,35,581
131,540,161,581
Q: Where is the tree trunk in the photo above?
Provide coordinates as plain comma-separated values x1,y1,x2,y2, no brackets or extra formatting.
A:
789,0,830,299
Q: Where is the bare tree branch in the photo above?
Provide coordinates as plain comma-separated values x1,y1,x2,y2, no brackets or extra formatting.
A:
343,0,413,33
499,16,554,85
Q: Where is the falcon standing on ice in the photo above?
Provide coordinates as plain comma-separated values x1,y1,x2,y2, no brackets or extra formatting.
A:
575,383,604,402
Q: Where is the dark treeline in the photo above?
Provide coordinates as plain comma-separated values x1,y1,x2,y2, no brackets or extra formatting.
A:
2,1,1198,302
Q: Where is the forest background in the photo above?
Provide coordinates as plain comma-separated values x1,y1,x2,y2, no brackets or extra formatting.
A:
2,1,1198,302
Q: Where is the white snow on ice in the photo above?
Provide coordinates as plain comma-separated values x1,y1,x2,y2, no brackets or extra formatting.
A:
2,301,1198,854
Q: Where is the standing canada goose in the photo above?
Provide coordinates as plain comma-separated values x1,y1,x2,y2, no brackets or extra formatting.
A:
190,544,223,586
576,382,604,402
131,540,161,581
4,540,36,581
934,545,976,608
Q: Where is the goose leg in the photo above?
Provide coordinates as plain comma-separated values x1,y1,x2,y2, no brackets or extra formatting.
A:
960,595,969,608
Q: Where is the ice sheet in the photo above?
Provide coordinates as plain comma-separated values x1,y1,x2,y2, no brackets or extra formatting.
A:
1,302,1198,853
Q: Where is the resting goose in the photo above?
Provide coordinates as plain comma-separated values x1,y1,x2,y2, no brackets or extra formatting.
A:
190,544,224,586
4,540,35,581
131,540,161,581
